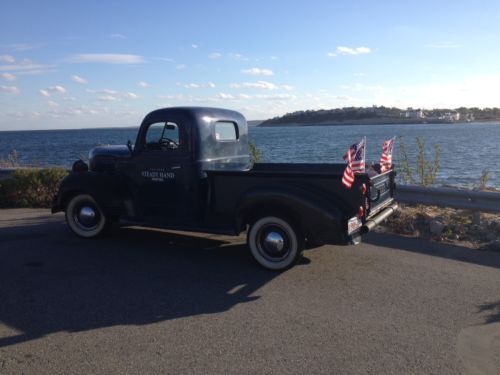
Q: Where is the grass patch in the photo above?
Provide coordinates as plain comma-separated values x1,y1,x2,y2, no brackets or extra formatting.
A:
0,168,68,208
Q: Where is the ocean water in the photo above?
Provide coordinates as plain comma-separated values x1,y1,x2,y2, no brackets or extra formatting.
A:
0,122,499,188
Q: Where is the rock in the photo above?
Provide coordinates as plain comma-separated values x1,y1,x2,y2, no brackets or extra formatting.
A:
485,232,498,242
429,220,445,235
488,221,500,231
481,240,500,252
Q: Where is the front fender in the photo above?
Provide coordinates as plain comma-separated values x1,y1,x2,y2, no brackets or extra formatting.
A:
52,171,126,215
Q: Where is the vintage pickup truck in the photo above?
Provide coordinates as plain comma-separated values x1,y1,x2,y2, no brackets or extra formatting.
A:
52,107,397,270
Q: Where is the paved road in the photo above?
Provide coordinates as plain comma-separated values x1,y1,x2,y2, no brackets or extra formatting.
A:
0,209,499,374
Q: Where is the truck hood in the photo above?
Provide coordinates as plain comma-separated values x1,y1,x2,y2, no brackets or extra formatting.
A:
89,145,131,160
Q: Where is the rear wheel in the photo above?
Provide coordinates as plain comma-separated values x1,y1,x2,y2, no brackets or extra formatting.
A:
65,194,108,238
247,216,304,270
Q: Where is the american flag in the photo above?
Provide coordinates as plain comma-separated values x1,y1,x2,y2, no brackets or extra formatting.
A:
379,137,395,173
342,137,366,189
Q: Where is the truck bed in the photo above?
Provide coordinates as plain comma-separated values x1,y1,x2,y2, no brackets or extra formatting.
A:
207,162,395,231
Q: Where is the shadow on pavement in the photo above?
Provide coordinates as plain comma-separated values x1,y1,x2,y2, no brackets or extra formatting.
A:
477,301,500,324
364,232,500,270
0,219,280,348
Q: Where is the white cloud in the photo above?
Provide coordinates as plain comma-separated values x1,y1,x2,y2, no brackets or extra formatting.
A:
125,92,139,99
6,64,57,75
86,88,118,95
281,85,294,91
69,53,144,64
231,81,277,90
98,95,118,102
0,55,15,63
208,52,222,59
3,43,41,51
271,56,278,60
217,93,235,100
138,81,149,88
49,85,67,94
47,100,59,107
256,94,296,101
327,52,337,58
0,61,55,75
336,46,371,55
191,44,198,49
39,86,67,96
176,64,187,70
157,94,185,100
183,82,217,89
228,52,247,60
1,73,16,81
109,33,126,40
0,85,19,94
71,75,88,84
241,68,274,76
88,88,139,101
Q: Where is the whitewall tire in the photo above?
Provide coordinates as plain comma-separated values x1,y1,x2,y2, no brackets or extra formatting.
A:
65,194,107,238
247,216,304,271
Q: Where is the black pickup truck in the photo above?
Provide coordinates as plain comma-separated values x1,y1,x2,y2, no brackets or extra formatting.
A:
53,107,397,270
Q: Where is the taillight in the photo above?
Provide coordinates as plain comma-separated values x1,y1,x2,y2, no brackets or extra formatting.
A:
362,183,367,195
358,205,365,218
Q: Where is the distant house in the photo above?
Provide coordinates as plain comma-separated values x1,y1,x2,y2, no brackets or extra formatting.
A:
441,111,460,122
405,108,425,119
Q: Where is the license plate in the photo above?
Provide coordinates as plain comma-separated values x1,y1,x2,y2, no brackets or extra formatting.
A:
347,217,362,235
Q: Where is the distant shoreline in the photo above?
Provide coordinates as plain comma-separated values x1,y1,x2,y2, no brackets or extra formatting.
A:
258,119,500,127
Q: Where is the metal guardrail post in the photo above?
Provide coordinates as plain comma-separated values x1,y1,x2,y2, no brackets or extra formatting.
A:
472,211,481,226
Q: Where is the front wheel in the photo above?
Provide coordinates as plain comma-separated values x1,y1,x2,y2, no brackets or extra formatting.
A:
65,194,108,238
247,216,304,271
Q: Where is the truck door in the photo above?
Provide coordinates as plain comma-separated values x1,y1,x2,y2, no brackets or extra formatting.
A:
131,120,195,222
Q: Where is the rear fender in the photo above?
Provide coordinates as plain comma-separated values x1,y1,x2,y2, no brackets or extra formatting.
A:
236,186,346,244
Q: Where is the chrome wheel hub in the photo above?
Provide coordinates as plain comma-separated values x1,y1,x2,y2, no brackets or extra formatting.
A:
78,206,97,227
263,231,285,254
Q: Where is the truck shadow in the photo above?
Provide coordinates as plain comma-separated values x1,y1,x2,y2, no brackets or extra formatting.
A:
364,232,500,270
0,220,280,348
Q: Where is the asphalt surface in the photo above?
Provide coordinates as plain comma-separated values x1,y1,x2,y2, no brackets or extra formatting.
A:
0,209,499,374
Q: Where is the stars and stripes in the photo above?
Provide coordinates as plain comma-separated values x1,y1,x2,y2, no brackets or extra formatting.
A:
379,137,395,173
342,137,366,189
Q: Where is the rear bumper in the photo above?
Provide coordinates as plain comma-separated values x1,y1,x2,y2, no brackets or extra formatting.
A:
361,201,398,234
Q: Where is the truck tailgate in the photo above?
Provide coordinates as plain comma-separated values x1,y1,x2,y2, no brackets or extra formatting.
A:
366,169,396,217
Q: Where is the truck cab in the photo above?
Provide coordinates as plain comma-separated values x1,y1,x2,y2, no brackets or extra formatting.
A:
53,107,397,270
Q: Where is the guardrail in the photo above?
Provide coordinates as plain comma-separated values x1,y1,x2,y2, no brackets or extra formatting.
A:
396,185,500,214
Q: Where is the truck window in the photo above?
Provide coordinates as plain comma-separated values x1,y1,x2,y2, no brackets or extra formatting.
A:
215,121,238,141
145,122,180,151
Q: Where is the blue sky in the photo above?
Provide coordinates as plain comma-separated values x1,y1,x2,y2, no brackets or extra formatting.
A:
1,0,500,130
